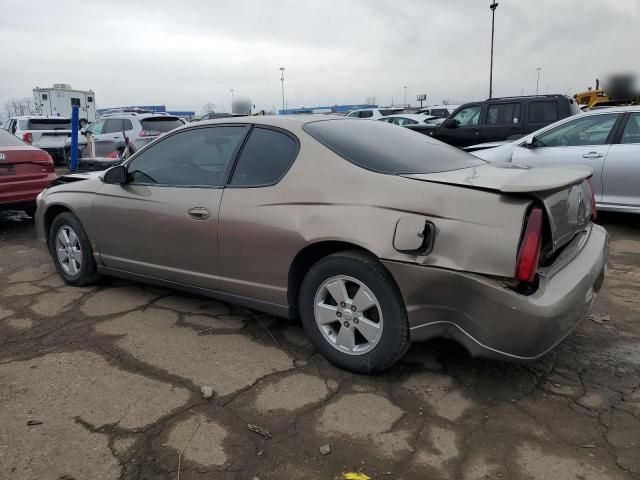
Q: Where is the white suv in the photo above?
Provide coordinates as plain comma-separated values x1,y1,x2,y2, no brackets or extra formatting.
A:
70,112,183,158
345,108,404,120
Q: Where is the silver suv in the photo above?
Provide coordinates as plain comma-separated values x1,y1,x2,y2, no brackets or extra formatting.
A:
71,112,183,158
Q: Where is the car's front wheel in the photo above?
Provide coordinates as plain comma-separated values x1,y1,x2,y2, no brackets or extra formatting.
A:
299,250,410,373
48,212,100,286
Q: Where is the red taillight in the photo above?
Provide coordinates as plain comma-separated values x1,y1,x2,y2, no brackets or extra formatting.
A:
30,151,55,172
587,178,597,219
22,132,33,143
139,130,161,137
515,207,543,282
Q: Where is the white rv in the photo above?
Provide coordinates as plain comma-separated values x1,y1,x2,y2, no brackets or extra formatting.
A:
33,84,96,126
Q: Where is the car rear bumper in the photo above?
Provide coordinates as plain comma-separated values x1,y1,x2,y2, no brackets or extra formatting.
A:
382,224,609,361
0,174,58,209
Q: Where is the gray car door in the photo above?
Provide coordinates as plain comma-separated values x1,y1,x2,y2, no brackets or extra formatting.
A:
93,119,125,156
510,113,621,202
601,112,640,209
92,125,249,289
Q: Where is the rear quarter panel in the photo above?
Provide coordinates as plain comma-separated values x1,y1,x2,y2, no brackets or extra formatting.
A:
218,125,530,306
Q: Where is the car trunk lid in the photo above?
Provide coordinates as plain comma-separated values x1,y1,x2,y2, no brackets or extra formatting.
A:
0,146,55,201
402,162,594,253
25,118,72,149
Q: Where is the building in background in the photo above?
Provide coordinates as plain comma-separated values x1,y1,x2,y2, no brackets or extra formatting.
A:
278,104,378,115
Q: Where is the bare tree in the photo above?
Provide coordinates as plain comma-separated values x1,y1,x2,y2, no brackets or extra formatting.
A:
202,102,216,114
4,97,36,117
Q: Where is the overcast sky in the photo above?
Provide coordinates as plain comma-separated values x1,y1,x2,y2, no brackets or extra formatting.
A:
1,0,638,114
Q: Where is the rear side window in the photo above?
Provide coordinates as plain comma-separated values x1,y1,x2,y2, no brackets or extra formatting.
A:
27,119,71,130
304,119,485,174
529,101,559,124
379,109,400,116
123,119,133,130
359,110,373,118
140,117,183,133
230,127,299,186
430,109,449,117
486,103,521,125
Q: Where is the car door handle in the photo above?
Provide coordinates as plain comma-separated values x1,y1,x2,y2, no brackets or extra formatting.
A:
582,152,603,159
187,207,211,220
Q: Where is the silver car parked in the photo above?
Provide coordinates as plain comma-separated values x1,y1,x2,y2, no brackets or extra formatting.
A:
472,106,640,214
35,116,608,373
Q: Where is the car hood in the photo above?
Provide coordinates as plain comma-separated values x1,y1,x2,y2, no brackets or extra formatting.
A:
50,170,104,187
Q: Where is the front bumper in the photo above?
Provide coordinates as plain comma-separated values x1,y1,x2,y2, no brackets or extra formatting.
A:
382,224,609,361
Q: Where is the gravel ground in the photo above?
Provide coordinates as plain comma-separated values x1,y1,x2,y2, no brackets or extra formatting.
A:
1,209,639,480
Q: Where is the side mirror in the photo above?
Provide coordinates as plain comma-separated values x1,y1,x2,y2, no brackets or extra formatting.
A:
525,136,536,148
443,118,458,129
102,165,127,184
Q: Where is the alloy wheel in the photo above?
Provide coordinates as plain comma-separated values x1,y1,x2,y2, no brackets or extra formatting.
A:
313,275,384,355
55,225,82,276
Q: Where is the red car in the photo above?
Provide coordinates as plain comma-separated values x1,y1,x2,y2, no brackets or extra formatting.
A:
0,129,57,217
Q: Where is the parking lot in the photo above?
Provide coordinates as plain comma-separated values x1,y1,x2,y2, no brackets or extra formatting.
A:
0,207,638,480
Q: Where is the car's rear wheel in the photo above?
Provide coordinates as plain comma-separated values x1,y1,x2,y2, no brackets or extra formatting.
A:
49,212,100,286
299,250,410,373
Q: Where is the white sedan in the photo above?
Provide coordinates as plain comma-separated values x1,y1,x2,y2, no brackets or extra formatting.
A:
378,113,442,135
471,106,640,214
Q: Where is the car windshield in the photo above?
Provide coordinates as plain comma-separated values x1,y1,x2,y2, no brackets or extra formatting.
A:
304,119,486,174
27,119,71,130
140,117,183,132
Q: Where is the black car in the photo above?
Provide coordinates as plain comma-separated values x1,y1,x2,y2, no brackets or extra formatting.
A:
431,95,581,148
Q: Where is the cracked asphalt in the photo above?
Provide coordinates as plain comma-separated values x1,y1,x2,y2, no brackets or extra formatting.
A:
1,209,639,480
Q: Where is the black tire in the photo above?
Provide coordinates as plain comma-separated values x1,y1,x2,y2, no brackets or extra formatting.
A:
48,212,100,286
299,250,410,374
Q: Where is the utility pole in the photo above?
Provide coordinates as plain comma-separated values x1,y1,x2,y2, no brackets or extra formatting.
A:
536,67,542,95
403,86,407,106
279,67,286,114
230,89,234,112
489,1,499,99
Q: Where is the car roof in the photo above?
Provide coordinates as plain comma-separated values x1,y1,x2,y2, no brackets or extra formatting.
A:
381,113,431,120
196,114,346,128
580,105,640,114
12,115,71,120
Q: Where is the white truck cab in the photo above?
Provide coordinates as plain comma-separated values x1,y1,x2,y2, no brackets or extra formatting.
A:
33,84,96,126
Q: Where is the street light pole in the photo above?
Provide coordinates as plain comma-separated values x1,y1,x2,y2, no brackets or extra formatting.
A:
489,1,499,99
403,86,407,106
279,67,286,114
536,67,542,95
230,89,234,112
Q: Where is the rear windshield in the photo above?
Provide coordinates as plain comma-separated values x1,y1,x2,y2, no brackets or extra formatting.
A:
0,129,26,146
27,119,71,130
304,119,486,174
140,117,183,132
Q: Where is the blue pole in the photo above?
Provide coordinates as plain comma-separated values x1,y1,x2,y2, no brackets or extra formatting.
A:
70,105,79,172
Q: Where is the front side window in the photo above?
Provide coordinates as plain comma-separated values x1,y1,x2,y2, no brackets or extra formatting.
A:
486,103,521,125
533,114,619,147
229,127,298,186
529,101,559,124
620,113,640,144
127,126,248,187
452,106,482,126
87,119,105,135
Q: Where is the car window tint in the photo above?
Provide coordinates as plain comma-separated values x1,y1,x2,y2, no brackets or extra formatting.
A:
452,106,482,126
620,113,640,144
140,117,183,133
486,103,521,125
359,110,373,118
304,119,486,174
379,109,400,116
104,119,124,134
123,119,133,130
529,101,559,123
230,127,298,186
127,126,248,187
534,114,619,147
430,109,449,117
